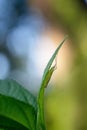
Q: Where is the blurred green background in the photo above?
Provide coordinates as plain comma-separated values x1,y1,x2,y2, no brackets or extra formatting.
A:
0,0,87,130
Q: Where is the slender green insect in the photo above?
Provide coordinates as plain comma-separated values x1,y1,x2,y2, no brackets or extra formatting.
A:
43,66,55,88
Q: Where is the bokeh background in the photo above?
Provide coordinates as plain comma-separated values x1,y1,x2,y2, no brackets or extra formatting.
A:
0,0,87,130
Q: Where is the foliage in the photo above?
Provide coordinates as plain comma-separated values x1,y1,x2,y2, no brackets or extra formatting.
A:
0,36,67,130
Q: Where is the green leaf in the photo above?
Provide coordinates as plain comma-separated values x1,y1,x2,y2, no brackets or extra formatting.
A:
0,115,28,130
0,79,37,110
0,94,36,130
43,35,68,80
36,36,68,130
